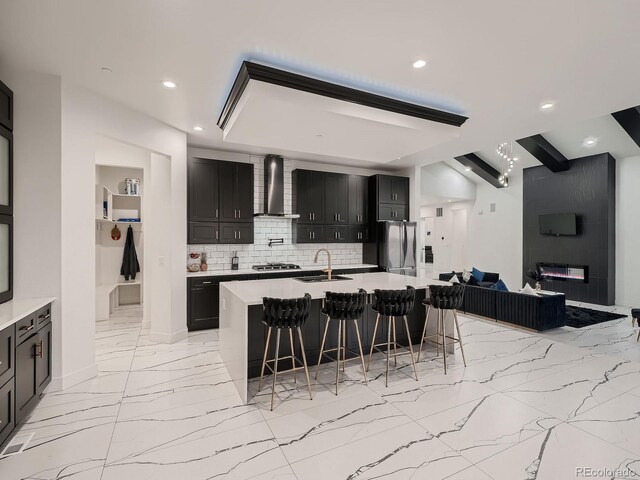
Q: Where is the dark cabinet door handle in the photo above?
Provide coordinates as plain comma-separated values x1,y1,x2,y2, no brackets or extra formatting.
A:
39,314,51,320
216,230,219,240
312,231,315,239
202,281,212,285
216,208,218,218
309,213,312,220
37,340,44,358
238,230,241,240
19,324,34,332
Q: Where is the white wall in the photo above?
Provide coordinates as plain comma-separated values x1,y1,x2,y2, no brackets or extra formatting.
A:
420,162,476,205
2,71,64,382
616,155,640,307
57,82,187,388
467,175,523,289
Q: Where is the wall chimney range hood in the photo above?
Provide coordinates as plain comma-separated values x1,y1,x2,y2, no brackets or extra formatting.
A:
255,154,300,218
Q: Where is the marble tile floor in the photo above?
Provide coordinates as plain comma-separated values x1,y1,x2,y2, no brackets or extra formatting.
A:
3,302,640,479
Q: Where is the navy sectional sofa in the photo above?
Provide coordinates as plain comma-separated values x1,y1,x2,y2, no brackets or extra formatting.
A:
438,272,566,331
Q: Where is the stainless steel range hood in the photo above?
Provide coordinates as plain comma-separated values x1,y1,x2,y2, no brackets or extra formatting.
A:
255,154,300,218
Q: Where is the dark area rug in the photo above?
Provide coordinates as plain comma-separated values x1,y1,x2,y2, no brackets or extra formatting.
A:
565,305,627,328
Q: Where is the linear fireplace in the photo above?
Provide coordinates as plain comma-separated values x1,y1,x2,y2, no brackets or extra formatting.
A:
537,262,588,283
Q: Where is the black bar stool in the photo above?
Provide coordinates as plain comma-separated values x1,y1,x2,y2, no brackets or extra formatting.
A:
366,286,418,387
418,284,466,374
315,289,368,395
258,294,313,410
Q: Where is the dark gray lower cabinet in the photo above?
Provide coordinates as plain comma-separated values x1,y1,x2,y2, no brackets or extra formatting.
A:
0,378,14,447
2,303,53,446
187,278,220,331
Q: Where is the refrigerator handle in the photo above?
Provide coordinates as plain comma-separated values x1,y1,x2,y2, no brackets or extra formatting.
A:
400,223,405,268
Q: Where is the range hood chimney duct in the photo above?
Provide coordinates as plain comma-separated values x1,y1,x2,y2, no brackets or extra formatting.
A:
255,154,299,218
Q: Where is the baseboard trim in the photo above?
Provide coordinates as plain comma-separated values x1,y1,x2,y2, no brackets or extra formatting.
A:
149,328,188,344
47,362,98,392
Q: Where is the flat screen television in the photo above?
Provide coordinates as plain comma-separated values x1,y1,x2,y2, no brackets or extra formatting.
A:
539,213,577,236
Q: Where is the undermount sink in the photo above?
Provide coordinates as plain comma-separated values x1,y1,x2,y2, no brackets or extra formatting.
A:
295,275,352,283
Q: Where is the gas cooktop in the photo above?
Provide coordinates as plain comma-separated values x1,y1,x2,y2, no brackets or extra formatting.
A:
252,263,301,271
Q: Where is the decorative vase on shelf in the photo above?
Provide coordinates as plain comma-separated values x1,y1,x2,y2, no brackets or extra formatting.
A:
200,252,208,271
535,282,541,292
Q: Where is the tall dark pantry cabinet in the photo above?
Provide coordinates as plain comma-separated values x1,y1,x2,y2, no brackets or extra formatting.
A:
0,79,13,303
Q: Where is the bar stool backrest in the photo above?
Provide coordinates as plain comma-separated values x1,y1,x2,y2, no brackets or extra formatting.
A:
372,286,416,316
429,284,465,310
322,289,368,320
262,293,312,328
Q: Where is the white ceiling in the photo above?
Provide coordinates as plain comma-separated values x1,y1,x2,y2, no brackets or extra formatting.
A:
223,80,461,163
1,0,640,170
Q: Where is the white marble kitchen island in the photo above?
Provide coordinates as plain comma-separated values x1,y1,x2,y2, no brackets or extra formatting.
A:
219,272,449,403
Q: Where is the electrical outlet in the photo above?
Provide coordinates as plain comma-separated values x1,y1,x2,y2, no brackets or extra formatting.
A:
158,256,165,266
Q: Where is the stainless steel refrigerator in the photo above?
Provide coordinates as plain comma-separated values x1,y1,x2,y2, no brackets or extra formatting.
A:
374,221,417,276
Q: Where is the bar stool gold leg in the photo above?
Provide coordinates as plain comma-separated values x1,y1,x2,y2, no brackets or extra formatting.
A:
336,320,342,395
258,327,272,392
453,311,467,367
392,317,398,366
297,327,313,401
442,311,447,375
315,316,330,380
403,315,419,381
289,329,296,384
637,329,640,342
353,319,368,384
386,315,392,387
271,329,281,411
417,305,430,362
367,313,380,372
436,309,441,357
342,320,347,373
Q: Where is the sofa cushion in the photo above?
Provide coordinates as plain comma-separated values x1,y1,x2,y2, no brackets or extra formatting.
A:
489,279,509,292
472,267,485,282
449,274,460,284
520,283,540,296
467,275,479,286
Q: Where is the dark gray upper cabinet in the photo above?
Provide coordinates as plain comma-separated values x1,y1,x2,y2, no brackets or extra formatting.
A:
348,175,368,224
375,175,409,205
189,158,219,222
324,173,349,224
188,158,254,244
0,80,12,132
219,161,254,223
370,174,410,222
293,169,325,223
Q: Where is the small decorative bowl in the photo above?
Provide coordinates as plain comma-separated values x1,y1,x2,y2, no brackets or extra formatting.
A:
188,264,201,272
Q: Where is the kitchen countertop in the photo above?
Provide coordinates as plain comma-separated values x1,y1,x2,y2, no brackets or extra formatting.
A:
0,297,56,331
186,263,379,278
220,271,448,306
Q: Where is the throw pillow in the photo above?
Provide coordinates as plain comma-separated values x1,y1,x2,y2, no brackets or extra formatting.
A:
520,283,540,296
449,274,460,284
489,279,509,292
467,274,479,286
471,267,485,282
462,269,471,282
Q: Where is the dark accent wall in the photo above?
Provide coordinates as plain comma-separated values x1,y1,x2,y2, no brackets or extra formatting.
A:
523,153,615,305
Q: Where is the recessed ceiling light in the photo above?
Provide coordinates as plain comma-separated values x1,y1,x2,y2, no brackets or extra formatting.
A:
101,67,112,73
412,59,427,69
193,126,204,132
162,80,177,89
540,101,555,111
465,167,471,172
315,134,323,138
583,137,598,147
448,199,452,202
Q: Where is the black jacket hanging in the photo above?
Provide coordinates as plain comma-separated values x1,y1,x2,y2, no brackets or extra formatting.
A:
120,225,140,281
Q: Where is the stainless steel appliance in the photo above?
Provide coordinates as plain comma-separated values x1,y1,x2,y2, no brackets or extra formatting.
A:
252,263,301,271
375,221,417,276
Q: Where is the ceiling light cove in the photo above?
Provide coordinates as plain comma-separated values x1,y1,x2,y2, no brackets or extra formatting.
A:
412,59,427,69
162,80,177,89
583,136,597,147
540,101,556,111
